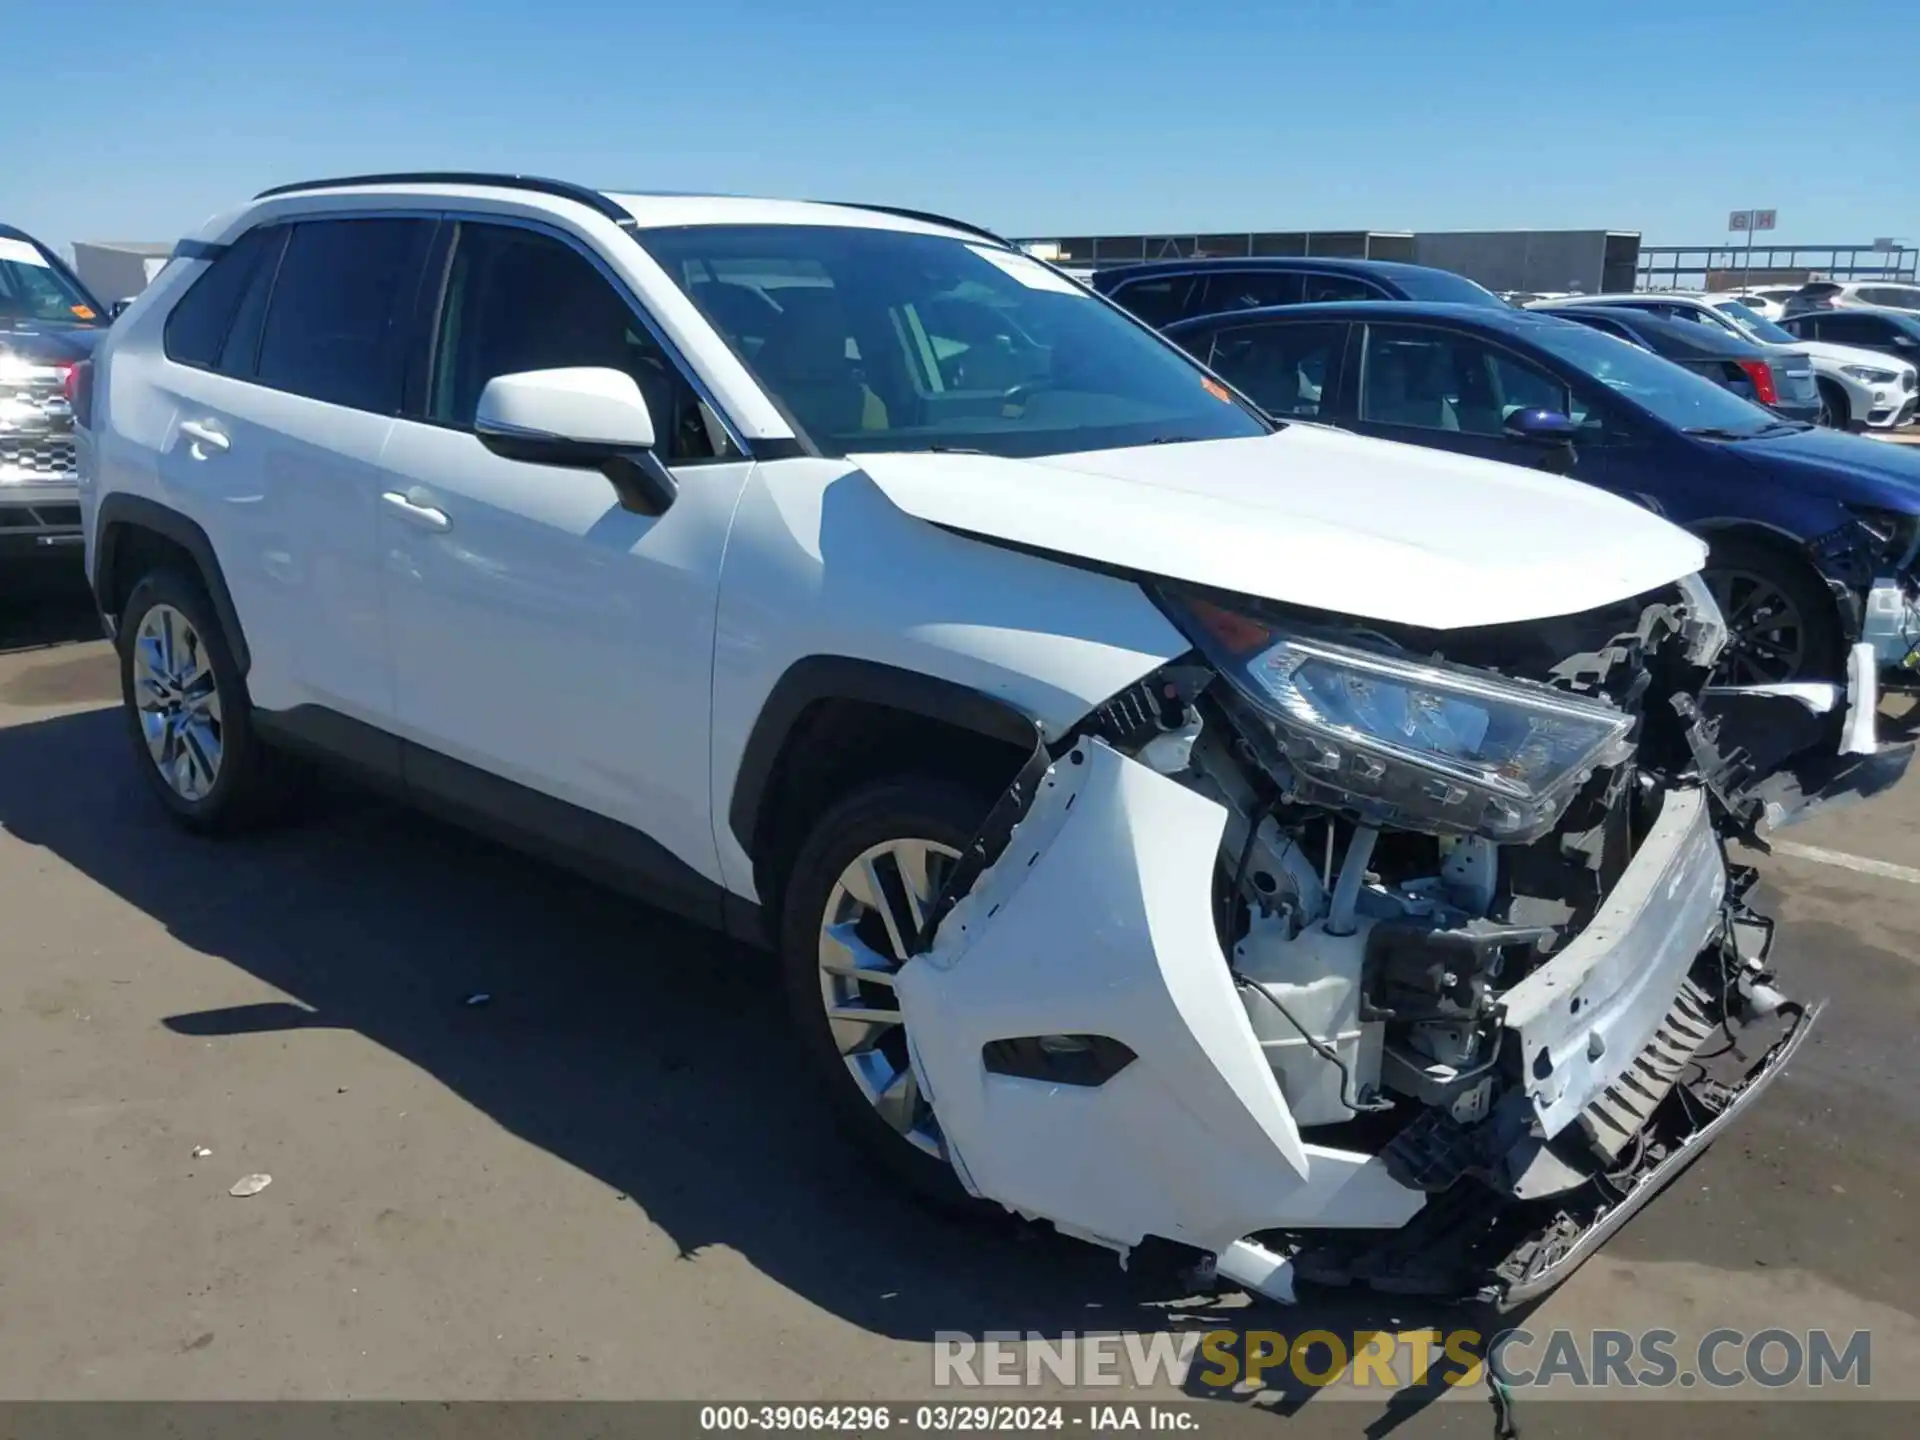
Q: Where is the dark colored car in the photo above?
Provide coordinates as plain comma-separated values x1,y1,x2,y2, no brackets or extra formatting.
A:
1090,255,1503,329
1779,307,1920,371
1160,300,1920,685
1541,304,1822,425
0,223,110,563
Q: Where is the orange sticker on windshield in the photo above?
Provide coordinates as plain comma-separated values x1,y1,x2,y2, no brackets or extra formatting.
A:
70,304,96,320
1202,377,1233,403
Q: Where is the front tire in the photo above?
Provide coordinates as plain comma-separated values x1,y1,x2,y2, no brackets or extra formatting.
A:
777,775,995,1210
117,568,287,833
1702,536,1843,686
1815,378,1850,430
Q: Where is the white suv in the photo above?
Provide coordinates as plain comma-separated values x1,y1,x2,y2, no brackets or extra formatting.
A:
76,173,1836,1309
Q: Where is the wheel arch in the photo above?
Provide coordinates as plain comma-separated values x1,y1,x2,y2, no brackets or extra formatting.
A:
1691,518,1859,650
728,656,1043,911
92,495,251,673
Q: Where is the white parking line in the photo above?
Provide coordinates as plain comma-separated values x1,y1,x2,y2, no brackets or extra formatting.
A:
1773,840,1920,886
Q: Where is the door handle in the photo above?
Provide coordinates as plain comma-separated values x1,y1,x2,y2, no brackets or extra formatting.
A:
381,490,451,533
178,418,230,455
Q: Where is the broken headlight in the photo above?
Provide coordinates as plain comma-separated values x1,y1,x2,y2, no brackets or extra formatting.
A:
1167,595,1635,843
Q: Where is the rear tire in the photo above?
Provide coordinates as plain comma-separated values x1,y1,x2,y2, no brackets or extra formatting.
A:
116,568,289,833
1702,535,1843,686
777,775,997,1213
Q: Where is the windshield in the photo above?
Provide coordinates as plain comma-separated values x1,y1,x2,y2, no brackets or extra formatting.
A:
634,225,1271,458
1714,301,1797,345
0,236,100,326
1525,316,1786,436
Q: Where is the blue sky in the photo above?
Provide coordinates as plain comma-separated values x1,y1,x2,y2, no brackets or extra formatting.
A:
7,0,1911,252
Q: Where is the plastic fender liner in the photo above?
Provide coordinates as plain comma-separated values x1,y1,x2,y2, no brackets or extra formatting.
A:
894,738,1424,1259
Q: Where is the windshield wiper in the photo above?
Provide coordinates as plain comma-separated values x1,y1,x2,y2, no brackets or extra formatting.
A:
1683,425,1766,441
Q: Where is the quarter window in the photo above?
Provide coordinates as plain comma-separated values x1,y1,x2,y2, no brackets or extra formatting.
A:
163,227,279,369
427,223,727,462
254,219,434,413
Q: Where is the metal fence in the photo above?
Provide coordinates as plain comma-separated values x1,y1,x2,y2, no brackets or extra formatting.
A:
1636,242,1918,291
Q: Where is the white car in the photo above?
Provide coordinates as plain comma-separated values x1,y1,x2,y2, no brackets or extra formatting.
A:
1784,280,1920,316
1552,292,1918,430
1713,287,1799,322
75,173,1839,1310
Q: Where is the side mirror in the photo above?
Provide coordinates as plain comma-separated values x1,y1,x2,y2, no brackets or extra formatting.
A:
109,297,136,320
1503,407,1579,443
474,367,677,516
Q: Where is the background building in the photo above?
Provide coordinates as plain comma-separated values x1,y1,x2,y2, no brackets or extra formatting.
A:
70,241,174,305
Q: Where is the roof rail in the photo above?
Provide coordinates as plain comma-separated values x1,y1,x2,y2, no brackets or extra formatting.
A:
253,172,634,227
829,202,1011,248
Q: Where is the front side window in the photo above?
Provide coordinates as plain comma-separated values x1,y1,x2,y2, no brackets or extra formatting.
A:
0,234,99,326
636,227,1271,459
255,219,434,413
1206,322,1342,418
427,223,726,461
1358,325,1572,436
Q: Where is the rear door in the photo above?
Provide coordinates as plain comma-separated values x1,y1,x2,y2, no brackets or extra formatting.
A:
153,215,434,724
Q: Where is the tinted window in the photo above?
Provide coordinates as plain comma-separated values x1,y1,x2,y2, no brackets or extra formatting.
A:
216,228,287,377
1559,313,1638,344
163,228,277,367
1195,270,1303,315
1107,275,1195,327
1385,269,1504,305
255,219,433,413
1818,314,1895,345
1359,325,1572,436
639,226,1269,460
427,223,726,462
1207,322,1342,418
1860,287,1920,311
1302,273,1382,303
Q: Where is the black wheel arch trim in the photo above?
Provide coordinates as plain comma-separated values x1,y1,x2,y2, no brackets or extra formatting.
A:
1693,518,1864,645
93,494,253,675
726,656,1043,860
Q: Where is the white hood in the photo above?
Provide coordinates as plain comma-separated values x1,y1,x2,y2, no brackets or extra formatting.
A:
1796,337,1918,377
853,427,1707,630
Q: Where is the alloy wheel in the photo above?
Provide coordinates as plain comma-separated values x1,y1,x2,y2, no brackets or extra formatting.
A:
133,603,224,801
1704,568,1808,684
817,837,960,1158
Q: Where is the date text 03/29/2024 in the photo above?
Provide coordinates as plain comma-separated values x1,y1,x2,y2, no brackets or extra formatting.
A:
698,1405,1192,1432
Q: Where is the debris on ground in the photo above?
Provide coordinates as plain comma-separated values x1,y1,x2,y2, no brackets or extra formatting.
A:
464,993,492,1007
228,1174,272,1198
191,1145,212,1158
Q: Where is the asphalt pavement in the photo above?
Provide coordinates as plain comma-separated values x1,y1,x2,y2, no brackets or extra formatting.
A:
1,566,1916,1436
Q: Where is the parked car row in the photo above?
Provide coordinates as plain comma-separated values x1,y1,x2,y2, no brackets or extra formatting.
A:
1090,253,1920,691
69,173,1901,1314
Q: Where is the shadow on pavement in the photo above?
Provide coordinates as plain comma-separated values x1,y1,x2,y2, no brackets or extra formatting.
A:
0,704,1486,1431
0,565,102,654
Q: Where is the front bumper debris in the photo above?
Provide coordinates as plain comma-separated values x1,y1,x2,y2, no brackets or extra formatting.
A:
1863,578,1920,670
895,736,1816,1307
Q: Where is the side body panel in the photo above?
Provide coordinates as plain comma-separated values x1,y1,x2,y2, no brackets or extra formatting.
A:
708,458,1190,902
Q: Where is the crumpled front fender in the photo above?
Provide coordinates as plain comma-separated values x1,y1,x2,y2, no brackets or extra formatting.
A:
895,739,1424,1259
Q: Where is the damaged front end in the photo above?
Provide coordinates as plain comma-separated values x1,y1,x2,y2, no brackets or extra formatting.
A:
894,575,1880,1310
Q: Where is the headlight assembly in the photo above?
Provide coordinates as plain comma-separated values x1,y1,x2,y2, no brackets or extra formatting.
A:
1841,365,1901,385
1167,595,1635,843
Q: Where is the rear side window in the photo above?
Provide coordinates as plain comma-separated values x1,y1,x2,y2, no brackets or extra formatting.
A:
1302,273,1384,303
254,219,434,413
163,228,278,368
1107,276,1195,327
1207,321,1343,418
1819,314,1894,345
1195,271,1303,315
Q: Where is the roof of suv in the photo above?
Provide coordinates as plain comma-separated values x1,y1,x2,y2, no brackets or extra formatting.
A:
1094,255,1460,286
249,172,1010,245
